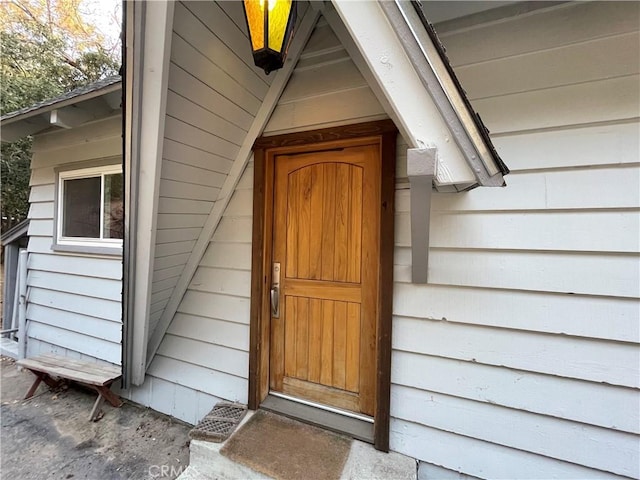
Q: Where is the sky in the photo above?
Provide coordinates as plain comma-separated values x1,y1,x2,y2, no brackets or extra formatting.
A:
79,0,122,56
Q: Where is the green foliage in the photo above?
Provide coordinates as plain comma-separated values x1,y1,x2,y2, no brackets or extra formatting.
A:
0,0,119,231
1,139,31,230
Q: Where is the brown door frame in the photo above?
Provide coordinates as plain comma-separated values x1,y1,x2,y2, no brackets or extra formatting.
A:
248,119,397,452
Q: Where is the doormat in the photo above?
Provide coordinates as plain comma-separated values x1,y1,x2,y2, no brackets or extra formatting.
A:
220,410,352,480
189,402,247,443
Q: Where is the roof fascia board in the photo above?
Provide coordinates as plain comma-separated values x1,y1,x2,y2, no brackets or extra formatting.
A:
1,83,121,127
1,220,29,245
145,4,322,368
127,0,175,386
0,85,122,142
382,0,505,187
329,0,477,186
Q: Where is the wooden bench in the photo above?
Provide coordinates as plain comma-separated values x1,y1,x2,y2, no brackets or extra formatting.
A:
17,354,123,421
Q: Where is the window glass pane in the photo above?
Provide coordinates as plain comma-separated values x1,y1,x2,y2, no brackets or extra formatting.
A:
62,177,101,238
104,173,124,239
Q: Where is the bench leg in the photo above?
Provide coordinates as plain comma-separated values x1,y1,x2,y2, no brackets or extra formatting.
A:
24,375,43,399
95,385,123,408
24,371,63,399
88,384,122,422
89,395,105,422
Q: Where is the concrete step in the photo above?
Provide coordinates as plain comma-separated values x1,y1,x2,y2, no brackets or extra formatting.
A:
184,437,273,480
178,410,417,480
342,441,417,480
176,465,218,480
0,338,18,359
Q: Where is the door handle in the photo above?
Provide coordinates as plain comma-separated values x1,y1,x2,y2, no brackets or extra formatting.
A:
271,262,281,318
270,286,279,318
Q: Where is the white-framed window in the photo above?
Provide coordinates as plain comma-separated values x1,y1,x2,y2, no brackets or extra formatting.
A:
55,163,123,253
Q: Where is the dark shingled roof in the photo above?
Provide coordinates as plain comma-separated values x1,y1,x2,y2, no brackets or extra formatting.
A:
412,2,509,177
1,219,29,245
1,75,122,123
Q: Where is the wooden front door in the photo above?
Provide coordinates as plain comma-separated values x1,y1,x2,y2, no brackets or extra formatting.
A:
269,140,381,416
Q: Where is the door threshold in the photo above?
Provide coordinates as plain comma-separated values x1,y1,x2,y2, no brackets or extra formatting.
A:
260,393,374,443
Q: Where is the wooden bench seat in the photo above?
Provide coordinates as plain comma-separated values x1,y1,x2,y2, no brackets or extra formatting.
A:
17,353,123,421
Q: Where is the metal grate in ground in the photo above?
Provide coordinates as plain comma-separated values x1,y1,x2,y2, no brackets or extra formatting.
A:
189,402,247,443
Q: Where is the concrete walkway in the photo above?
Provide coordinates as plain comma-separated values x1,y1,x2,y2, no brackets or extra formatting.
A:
178,411,417,480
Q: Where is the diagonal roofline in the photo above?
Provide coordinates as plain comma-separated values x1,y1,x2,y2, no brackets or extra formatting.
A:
1,75,122,126
410,1,509,178
330,0,509,188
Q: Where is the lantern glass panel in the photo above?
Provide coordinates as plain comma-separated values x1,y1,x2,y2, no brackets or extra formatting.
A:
244,0,265,50
268,0,292,52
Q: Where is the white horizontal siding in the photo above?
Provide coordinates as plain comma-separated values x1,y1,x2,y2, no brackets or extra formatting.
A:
394,316,638,389
390,419,623,480
393,385,637,479
121,371,222,425
393,282,638,344
133,15,384,419
491,121,640,172
393,350,639,436
454,31,639,101
394,247,638,298
437,2,639,67
133,161,254,416
396,209,640,252
27,338,118,368
473,75,639,134
25,115,123,365
263,19,387,135
389,3,640,478
31,115,122,166
129,7,639,479
148,0,272,337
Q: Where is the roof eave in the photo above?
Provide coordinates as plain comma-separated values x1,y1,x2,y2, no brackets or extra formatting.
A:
380,0,510,188
1,219,30,245
1,80,122,143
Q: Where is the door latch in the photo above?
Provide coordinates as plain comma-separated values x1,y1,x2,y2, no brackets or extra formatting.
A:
271,262,280,318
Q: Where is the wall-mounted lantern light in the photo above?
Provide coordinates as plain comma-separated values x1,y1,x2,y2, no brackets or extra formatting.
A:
243,0,297,75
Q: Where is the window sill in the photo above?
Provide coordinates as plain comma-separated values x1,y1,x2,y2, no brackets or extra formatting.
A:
52,243,123,257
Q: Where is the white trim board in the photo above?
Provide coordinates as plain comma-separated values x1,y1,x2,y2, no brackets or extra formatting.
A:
145,5,322,367
128,0,175,386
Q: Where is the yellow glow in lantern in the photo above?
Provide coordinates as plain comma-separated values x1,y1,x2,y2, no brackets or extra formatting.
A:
243,0,296,75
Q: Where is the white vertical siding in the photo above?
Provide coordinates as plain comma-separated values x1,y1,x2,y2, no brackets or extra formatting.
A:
148,0,272,338
391,3,640,478
26,115,123,365
263,17,387,134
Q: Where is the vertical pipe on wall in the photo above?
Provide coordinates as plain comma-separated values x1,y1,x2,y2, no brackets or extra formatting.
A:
10,267,20,339
2,245,17,330
17,249,28,360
